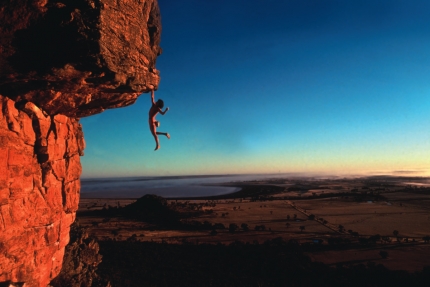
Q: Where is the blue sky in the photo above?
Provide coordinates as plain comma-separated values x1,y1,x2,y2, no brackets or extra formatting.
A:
81,0,430,178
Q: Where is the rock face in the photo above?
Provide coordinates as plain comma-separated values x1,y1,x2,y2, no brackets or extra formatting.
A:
0,0,162,286
0,0,161,118
0,96,84,287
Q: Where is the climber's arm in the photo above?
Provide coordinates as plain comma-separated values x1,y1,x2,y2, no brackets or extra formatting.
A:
151,90,156,105
159,107,169,115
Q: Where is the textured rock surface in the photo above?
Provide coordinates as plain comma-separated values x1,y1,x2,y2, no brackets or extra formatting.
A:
0,0,162,285
0,0,161,118
0,96,84,287
50,222,110,287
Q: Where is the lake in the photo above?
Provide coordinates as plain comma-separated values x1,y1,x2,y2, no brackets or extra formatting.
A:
80,173,296,198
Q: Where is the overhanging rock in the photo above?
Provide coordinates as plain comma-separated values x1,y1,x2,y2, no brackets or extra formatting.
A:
0,0,162,118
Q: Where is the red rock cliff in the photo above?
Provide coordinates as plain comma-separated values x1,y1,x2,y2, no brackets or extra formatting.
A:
0,0,161,117
0,0,162,286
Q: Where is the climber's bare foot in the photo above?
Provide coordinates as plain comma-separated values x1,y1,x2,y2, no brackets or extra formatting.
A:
154,145,160,151
166,133,170,139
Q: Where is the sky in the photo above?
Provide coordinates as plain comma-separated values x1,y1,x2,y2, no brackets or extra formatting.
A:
81,0,430,178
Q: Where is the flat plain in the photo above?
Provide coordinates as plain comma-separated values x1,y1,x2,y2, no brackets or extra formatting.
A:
77,176,430,272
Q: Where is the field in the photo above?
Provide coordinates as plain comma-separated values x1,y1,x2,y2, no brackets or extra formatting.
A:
77,176,430,273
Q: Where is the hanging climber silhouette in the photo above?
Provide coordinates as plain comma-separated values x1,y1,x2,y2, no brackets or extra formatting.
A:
149,89,170,150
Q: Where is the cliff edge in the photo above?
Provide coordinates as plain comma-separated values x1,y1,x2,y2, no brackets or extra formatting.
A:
0,0,162,286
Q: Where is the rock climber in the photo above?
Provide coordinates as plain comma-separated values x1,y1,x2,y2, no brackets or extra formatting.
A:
149,89,170,150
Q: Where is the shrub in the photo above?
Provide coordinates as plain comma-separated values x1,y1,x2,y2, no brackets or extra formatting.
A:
379,251,388,259
254,225,266,231
241,223,249,231
213,223,226,229
229,223,239,233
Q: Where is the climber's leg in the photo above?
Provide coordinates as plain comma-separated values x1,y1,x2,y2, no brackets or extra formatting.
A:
149,120,160,150
156,132,170,139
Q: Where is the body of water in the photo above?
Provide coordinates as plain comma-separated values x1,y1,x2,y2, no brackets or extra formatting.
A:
80,173,296,198
80,173,430,198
